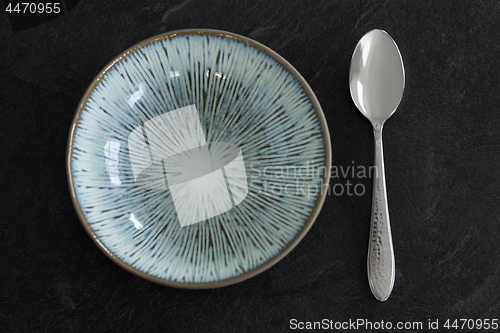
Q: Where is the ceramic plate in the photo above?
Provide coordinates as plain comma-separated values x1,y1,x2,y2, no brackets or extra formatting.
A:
67,29,331,288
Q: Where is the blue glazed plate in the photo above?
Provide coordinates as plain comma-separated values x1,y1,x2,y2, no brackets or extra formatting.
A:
67,29,331,288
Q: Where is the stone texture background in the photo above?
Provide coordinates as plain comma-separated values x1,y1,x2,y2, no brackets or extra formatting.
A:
1,0,499,331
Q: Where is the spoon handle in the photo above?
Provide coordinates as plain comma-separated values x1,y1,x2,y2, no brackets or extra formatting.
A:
368,126,395,302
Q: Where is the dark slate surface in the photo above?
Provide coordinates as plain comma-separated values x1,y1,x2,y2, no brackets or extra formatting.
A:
1,1,499,332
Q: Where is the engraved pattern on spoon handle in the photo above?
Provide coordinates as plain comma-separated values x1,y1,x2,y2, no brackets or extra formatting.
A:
368,126,395,302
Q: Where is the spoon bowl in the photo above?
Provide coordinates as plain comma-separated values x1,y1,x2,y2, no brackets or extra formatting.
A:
350,30,405,127
349,29,405,301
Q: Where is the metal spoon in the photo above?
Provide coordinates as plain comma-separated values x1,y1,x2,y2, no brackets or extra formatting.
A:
349,29,405,301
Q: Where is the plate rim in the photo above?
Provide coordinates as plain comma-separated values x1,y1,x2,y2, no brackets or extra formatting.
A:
66,28,332,289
